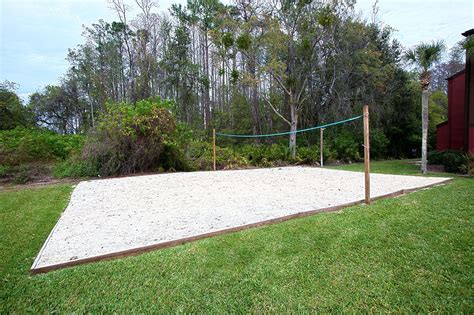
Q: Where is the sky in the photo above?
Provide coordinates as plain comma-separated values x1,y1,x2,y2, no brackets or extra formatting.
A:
0,0,472,101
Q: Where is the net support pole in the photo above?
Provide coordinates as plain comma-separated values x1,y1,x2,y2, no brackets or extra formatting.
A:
213,128,216,171
363,105,371,204
320,128,324,167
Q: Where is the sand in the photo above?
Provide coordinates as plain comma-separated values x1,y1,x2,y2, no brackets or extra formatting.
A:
31,166,451,272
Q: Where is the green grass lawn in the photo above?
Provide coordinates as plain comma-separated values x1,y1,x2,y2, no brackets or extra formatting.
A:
329,158,450,176
1,160,473,312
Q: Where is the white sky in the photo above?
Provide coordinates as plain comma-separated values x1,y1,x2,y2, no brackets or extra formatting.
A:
0,0,473,99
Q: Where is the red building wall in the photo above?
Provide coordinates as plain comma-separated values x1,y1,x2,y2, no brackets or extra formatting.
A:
469,127,474,154
436,122,449,150
449,72,466,150
436,71,466,151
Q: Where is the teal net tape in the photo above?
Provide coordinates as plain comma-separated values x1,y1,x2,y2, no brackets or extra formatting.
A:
215,115,363,138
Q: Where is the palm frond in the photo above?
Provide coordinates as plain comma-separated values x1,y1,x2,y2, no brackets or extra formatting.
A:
404,48,417,63
418,40,445,71
464,37,474,57
404,40,445,72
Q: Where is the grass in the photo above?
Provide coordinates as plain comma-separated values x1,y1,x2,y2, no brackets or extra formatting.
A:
1,160,473,312
329,158,450,176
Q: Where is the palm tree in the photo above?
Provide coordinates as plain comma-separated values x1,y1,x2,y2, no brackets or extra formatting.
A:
464,36,474,57
405,41,445,174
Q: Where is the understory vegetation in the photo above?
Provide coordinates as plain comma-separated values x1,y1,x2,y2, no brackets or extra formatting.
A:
1,160,472,312
0,127,83,183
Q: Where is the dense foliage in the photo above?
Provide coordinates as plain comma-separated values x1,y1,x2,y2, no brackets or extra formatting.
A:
81,98,177,176
0,128,84,183
0,81,34,131
0,128,83,166
428,150,469,173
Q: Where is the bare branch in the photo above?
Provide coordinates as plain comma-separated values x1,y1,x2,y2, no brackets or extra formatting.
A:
262,94,291,126
271,72,291,96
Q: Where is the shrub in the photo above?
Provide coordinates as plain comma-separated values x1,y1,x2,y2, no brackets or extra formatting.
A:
185,141,250,170
0,127,84,166
82,98,177,176
53,158,100,178
158,141,194,172
7,163,52,184
296,146,319,164
296,145,337,164
428,150,465,173
185,140,213,170
237,143,293,166
0,165,8,177
333,131,361,162
370,129,389,160
459,154,474,176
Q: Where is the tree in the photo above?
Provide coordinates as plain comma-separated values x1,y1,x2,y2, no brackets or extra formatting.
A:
405,41,445,174
28,82,87,134
187,0,225,129
0,81,34,130
237,1,337,158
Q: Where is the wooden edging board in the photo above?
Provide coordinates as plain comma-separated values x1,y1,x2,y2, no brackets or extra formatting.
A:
30,178,452,275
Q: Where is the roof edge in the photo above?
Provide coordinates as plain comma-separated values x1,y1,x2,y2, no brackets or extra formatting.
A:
462,29,474,37
446,69,465,81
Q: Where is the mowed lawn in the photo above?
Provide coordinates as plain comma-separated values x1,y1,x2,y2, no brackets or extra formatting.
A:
1,160,472,312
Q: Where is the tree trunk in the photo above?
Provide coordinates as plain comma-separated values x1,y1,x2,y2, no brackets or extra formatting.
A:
202,32,211,129
421,88,429,174
289,102,297,159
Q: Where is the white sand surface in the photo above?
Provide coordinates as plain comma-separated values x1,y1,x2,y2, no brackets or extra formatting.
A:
31,167,450,271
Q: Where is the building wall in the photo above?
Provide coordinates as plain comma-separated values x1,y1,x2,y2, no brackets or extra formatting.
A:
448,72,466,150
469,127,474,154
466,45,474,155
436,122,450,150
436,71,466,152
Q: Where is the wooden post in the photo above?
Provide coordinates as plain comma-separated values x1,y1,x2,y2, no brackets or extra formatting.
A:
320,128,324,167
363,105,370,204
212,128,216,171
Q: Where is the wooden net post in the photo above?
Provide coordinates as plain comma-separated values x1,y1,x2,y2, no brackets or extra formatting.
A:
320,128,324,167
213,128,216,171
363,105,370,204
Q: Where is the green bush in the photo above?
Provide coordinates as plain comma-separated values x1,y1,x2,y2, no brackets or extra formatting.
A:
239,144,290,165
82,98,177,176
296,146,320,164
370,129,389,160
0,127,84,166
296,145,337,164
185,141,249,170
0,165,8,177
459,154,474,176
53,158,100,178
333,131,361,162
428,150,465,173
158,141,194,172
